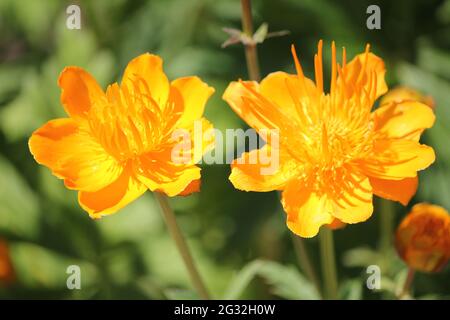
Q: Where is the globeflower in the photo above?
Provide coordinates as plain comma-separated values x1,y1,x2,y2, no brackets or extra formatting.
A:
223,40,435,237
29,54,214,218
395,203,450,273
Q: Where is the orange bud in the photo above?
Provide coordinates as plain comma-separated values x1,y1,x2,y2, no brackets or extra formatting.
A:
0,239,14,285
381,86,435,109
395,203,450,273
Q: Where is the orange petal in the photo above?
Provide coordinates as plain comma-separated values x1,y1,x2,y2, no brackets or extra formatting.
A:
369,176,418,205
229,145,298,192
282,182,334,238
135,151,201,197
360,139,435,180
28,118,122,192
58,67,105,119
171,76,215,128
121,53,170,107
373,100,435,141
222,80,300,150
331,172,373,224
222,80,263,130
78,165,146,218
339,51,387,101
327,218,346,230
178,179,201,196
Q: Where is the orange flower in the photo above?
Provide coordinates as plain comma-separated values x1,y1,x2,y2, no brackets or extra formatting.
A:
223,41,435,237
395,203,450,272
380,86,435,109
0,239,14,285
29,54,214,218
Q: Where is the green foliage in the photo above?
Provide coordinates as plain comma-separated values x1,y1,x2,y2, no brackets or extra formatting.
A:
0,0,449,299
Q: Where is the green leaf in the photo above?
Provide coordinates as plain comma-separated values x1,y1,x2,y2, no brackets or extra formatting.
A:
224,260,320,300
253,23,268,43
10,241,98,290
339,279,363,300
223,260,264,299
164,288,199,300
0,156,39,239
342,247,380,268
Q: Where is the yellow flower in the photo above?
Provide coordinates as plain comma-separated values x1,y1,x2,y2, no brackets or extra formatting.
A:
380,86,435,109
223,41,435,238
29,54,214,218
395,203,450,273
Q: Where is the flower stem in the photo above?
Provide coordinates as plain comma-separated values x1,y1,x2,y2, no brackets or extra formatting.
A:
154,193,210,300
291,234,322,297
240,0,261,81
319,227,339,300
379,198,395,251
399,268,415,299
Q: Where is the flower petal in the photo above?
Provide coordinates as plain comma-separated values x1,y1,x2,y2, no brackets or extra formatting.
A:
58,67,105,119
171,76,215,128
121,53,170,107
282,182,334,238
259,71,319,120
339,51,387,101
369,176,417,205
360,139,435,180
135,150,201,197
230,145,298,192
78,165,146,218
373,100,435,141
178,179,201,196
28,118,122,192
331,172,374,224
222,80,301,151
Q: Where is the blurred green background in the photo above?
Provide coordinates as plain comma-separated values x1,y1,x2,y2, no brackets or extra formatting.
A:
0,0,449,299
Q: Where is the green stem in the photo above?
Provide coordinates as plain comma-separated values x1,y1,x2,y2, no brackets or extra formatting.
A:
240,0,261,81
399,268,415,299
379,198,395,251
154,193,210,300
319,228,338,300
291,234,322,297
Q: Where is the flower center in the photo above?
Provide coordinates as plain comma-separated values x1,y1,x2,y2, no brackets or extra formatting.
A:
87,79,181,162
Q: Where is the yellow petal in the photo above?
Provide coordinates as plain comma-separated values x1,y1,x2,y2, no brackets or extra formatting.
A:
373,100,435,141
121,53,170,107
171,76,215,128
78,165,146,218
282,182,334,238
360,139,435,180
259,71,319,120
28,118,122,192
58,67,105,119
380,86,435,109
230,145,298,192
331,172,373,224
369,176,417,205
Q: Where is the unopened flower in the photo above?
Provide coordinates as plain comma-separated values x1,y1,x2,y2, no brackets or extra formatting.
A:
223,41,435,237
29,54,214,218
395,203,450,272
0,239,14,285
